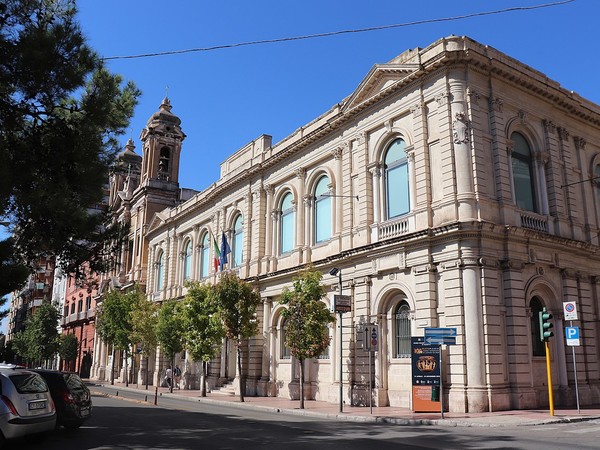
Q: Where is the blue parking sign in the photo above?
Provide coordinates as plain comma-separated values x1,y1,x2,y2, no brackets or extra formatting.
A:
565,326,580,346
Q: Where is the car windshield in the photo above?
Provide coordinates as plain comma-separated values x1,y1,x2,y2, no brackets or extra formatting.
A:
10,373,48,394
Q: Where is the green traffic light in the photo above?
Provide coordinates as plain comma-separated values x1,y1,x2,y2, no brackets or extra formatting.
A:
539,307,554,342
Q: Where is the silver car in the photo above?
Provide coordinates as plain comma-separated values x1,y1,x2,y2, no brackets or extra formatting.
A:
0,365,56,446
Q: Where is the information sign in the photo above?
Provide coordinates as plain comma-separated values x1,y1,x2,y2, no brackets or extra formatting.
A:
334,294,351,313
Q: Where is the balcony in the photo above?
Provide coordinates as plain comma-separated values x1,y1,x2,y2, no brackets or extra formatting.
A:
520,212,548,233
378,216,411,240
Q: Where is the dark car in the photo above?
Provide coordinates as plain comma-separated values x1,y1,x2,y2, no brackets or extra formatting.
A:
31,370,91,429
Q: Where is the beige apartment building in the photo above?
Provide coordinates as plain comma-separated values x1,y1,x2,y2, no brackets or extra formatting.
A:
92,35,600,413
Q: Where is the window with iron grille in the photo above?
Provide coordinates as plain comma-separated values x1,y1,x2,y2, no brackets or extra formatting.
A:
394,302,412,357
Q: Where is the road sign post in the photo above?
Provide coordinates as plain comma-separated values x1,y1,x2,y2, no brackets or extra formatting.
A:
364,324,378,414
565,325,581,413
423,328,457,419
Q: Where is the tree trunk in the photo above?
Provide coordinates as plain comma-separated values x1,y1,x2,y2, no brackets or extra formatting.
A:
299,358,305,410
200,360,207,397
110,347,115,385
145,356,149,390
237,344,244,403
124,349,129,387
170,356,174,393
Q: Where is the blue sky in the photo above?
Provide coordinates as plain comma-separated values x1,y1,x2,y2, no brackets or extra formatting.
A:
0,0,595,333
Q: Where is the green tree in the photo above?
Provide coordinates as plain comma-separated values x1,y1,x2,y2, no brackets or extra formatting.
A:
58,333,78,371
155,299,185,393
213,272,261,402
180,282,224,396
0,0,140,295
280,268,335,409
95,288,137,385
130,293,159,389
12,301,61,367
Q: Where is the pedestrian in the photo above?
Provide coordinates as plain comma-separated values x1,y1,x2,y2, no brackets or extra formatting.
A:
174,365,181,389
165,366,173,388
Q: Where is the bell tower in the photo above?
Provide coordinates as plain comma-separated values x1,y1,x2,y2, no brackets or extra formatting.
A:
139,97,186,187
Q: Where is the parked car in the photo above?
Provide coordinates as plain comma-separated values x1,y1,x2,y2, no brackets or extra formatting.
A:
31,370,92,430
0,365,56,447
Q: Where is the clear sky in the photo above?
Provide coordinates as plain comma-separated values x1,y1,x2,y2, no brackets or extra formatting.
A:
0,0,595,333
76,0,597,193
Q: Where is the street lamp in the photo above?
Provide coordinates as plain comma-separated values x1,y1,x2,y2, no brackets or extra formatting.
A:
329,267,343,413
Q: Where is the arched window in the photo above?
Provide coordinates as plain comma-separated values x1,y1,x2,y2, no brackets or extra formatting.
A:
155,250,164,291
594,164,600,203
281,318,291,359
394,301,411,357
384,139,410,219
530,297,545,357
511,132,537,212
232,215,243,267
280,192,295,254
200,233,210,278
158,146,170,180
182,240,192,281
314,176,331,243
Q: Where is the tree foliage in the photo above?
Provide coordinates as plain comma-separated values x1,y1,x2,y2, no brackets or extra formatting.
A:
58,333,78,365
212,272,261,402
12,301,61,366
130,292,158,388
155,299,185,393
95,288,137,384
0,0,140,295
95,288,137,351
280,267,334,409
180,282,224,396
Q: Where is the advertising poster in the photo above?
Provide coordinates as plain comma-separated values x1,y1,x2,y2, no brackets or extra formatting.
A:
411,337,441,412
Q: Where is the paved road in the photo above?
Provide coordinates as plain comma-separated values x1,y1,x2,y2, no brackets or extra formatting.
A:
8,387,600,449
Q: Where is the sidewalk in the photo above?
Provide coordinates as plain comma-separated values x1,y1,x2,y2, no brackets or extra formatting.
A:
89,380,600,428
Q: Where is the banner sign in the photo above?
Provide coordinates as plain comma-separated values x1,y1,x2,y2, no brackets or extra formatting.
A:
411,337,441,412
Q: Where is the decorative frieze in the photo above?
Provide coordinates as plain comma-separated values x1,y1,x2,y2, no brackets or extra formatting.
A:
489,96,503,112
574,136,586,151
452,112,470,144
466,87,480,105
557,127,570,141
411,103,424,118
542,119,556,134
435,91,451,107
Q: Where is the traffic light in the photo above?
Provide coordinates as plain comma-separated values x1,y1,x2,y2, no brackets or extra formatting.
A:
539,307,554,342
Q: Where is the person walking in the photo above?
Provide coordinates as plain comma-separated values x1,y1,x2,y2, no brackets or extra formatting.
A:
165,366,173,390
174,365,182,389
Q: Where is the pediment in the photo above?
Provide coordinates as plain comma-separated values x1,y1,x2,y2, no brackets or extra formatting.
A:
342,64,420,112
147,211,168,234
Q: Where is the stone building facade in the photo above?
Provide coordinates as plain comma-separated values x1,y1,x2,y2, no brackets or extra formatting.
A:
93,36,600,413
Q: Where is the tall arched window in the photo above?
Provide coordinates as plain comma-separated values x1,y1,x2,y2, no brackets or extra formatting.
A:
394,301,411,357
384,139,410,219
280,192,295,254
511,132,537,212
594,164,600,204
314,176,331,243
200,233,210,278
182,240,192,281
530,297,545,357
232,215,243,267
155,251,164,291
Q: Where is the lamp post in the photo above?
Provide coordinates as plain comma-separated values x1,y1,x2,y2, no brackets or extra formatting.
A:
329,267,343,413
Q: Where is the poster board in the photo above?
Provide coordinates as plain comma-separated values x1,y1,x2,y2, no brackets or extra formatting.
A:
411,337,441,412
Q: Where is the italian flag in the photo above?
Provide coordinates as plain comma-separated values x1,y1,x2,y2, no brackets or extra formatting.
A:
212,233,220,272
